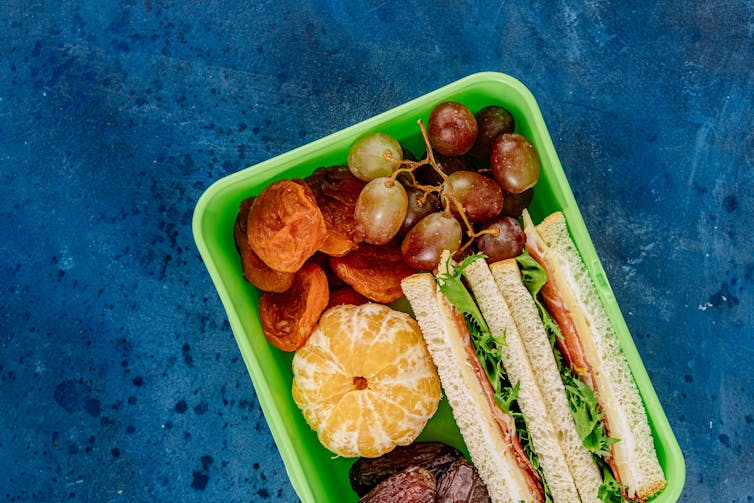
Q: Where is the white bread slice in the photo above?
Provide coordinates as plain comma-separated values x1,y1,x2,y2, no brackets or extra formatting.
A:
463,258,581,503
401,272,537,503
533,211,666,500
490,259,604,503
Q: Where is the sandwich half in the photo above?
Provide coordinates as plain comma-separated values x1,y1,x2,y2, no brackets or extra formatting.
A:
519,210,666,501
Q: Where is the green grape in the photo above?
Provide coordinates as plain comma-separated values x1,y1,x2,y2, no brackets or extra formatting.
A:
354,177,408,245
347,133,403,182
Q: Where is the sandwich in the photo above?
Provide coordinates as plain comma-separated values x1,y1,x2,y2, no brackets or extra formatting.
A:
400,210,666,503
402,251,600,503
401,253,549,503
510,210,666,501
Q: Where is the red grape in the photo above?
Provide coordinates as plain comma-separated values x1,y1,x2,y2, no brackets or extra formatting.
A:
490,133,540,194
427,102,478,157
469,106,515,159
401,212,462,270
399,187,441,237
442,170,503,222
500,188,534,218
476,216,525,262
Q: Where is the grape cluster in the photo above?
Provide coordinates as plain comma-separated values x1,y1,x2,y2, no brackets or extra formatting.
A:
348,101,541,270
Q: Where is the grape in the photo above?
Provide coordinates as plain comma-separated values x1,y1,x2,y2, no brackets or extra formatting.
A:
476,216,525,262
399,187,441,237
415,151,471,186
427,102,478,157
354,177,408,245
469,106,515,159
490,133,540,194
442,171,503,222
348,133,403,182
401,212,462,270
500,188,534,218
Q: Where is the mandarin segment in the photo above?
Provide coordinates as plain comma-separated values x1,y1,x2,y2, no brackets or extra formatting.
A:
292,303,441,458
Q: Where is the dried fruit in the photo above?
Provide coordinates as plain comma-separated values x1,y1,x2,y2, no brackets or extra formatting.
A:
350,442,464,496
327,286,369,309
247,179,327,273
258,262,329,351
305,166,366,256
359,466,437,503
436,458,490,503
329,241,416,303
234,197,295,292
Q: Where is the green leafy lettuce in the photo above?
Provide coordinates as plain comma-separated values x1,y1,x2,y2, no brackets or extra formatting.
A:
437,254,552,503
597,459,624,503
515,250,625,501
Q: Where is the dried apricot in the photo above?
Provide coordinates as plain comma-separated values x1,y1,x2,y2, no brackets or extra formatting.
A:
329,241,416,304
258,262,330,351
327,286,369,309
247,179,327,273
305,166,365,256
234,198,295,292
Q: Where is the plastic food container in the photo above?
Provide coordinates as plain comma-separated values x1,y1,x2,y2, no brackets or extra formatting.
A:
192,72,685,502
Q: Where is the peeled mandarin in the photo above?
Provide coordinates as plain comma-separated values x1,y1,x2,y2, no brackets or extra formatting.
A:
291,303,441,458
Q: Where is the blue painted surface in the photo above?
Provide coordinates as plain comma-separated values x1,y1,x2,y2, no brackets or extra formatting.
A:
1,1,752,501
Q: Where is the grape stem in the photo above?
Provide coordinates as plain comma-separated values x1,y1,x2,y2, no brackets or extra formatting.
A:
385,119,498,255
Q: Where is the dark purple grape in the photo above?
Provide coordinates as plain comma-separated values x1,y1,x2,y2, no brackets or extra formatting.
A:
442,170,503,223
401,147,418,163
469,106,515,159
399,187,441,237
415,151,472,186
476,216,525,262
500,188,534,218
490,133,540,194
401,212,462,270
427,102,478,157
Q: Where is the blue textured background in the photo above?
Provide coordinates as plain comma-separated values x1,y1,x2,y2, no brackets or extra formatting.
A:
1,1,752,501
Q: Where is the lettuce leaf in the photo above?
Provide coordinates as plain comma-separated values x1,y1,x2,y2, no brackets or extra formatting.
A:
437,253,490,335
597,458,625,503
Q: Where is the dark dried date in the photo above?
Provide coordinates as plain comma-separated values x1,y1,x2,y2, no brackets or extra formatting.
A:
359,466,436,503
436,458,490,503
350,441,463,496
